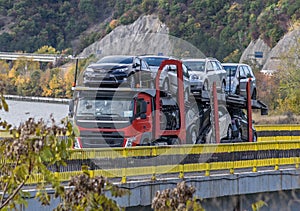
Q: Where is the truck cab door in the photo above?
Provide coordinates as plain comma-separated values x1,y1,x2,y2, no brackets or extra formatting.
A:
132,94,152,134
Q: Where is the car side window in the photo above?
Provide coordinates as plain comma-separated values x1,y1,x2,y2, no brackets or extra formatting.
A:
214,61,223,70
206,61,213,71
183,65,189,78
211,61,219,71
238,66,246,78
244,66,253,78
141,60,148,70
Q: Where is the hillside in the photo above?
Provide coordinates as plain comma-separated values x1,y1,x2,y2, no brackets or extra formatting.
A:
0,0,299,61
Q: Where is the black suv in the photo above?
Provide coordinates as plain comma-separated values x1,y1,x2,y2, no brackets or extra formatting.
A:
81,55,153,88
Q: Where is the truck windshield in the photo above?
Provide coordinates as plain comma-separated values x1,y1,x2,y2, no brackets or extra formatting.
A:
76,98,134,118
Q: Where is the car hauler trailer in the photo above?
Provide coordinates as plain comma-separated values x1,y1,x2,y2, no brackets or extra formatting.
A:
69,59,268,148
69,59,211,148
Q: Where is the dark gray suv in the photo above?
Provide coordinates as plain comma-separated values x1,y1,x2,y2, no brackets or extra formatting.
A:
81,55,152,88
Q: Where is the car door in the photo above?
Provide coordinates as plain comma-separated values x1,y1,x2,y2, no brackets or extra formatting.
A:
243,65,256,95
206,61,219,90
237,65,247,95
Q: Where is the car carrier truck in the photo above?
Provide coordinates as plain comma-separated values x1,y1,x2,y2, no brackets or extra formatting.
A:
69,59,268,148
69,60,211,148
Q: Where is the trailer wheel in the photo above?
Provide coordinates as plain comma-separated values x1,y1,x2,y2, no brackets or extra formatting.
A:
226,125,233,140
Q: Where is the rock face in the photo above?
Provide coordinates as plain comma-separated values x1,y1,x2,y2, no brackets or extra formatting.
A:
240,38,271,67
240,28,300,72
79,15,205,60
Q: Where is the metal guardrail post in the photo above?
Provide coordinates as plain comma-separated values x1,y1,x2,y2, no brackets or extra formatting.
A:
179,164,184,179
274,141,279,170
205,163,210,176
252,143,258,172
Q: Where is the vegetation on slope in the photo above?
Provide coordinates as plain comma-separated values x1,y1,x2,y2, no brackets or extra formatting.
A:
0,0,299,61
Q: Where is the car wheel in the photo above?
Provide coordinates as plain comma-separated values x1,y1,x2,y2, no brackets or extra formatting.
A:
251,89,257,100
163,79,169,92
227,125,233,140
237,129,242,141
128,75,136,88
221,81,226,93
235,86,240,95
203,81,209,91
253,132,257,142
184,89,189,102
188,126,198,144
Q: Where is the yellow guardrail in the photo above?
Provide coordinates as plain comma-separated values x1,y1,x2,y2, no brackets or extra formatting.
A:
24,140,300,184
255,124,300,131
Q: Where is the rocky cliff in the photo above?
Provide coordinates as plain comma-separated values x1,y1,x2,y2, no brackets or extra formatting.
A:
79,15,205,60
241,27,300,72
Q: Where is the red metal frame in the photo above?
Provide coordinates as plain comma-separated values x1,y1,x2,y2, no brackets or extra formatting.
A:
154,60,186,144
247,78,253,142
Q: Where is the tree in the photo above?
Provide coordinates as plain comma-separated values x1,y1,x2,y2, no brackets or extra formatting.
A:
275,37,300,114
0,78,74,209
55,171,129,211
152,181,204,211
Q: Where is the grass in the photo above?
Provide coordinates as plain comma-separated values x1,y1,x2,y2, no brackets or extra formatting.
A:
253,112,300,125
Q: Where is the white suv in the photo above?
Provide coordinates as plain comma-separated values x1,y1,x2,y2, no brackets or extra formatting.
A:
183,58,227,93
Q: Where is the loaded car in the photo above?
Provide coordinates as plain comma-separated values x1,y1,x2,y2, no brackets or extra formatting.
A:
141,55,202,101
228,107,257,142
183,57,227,93
80,55,153,88
222,63,257,99
185,102,211,144
205,104,232,143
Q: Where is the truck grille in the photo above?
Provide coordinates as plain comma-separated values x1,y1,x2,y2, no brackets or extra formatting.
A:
80,131,124,148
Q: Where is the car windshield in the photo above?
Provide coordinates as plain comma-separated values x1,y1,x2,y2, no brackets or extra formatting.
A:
183,61,205,72
76,97,134,118
223,65,237,77
142,57,168,66
97,56,133,64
